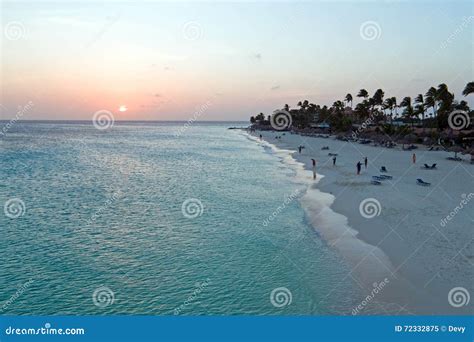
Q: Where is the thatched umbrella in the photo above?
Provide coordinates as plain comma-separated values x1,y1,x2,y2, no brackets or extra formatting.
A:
423,137,434,146
448,145,465,159
399,134,417,148
439,131,452,140
461,148,474,162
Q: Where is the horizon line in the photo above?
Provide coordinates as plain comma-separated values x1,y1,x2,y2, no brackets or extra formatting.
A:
0,119,250,123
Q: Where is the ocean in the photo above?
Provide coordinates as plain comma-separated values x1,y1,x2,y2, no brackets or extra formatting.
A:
0,121,360,315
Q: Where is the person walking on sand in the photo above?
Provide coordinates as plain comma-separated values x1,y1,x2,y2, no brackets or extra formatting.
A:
364,157,368,169
357,161,362,175
311,158,317,180
412,153,416,164
332,156,336,166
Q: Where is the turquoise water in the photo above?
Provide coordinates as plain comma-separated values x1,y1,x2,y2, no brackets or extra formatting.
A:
0,122,359,315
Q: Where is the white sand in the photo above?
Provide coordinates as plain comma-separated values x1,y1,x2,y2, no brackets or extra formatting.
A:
251,130,473,315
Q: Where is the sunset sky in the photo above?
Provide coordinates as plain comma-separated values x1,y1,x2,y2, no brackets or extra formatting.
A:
1,1,472,121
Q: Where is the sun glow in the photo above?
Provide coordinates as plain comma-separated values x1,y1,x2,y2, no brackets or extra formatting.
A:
119,105,127,112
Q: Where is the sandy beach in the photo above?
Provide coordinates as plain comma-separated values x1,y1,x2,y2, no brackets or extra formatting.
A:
251,130,473,315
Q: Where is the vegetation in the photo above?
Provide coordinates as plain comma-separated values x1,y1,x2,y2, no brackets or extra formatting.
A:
250,82,473,139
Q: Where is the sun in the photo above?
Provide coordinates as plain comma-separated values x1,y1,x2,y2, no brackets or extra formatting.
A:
119,105,127,112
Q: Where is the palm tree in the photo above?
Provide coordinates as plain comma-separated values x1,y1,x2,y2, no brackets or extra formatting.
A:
345,93,353,108
332,100,345,113
436,83,453,112
414,104,424,128
255,113,265,122
357,89,369,100
307,103,318,123
383,98,394,124
400,96,415,128
372,89,385,107
414,94,425,128
462,82,474,96
372,89,385,125
354,101,369,122
425,87,438,119
455,100,470,112
391,97,398,119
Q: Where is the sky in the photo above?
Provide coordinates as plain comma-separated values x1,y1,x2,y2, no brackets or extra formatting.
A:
0,0,473,121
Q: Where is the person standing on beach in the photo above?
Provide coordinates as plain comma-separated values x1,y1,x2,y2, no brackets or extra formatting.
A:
298,146,302,154
332,156,336,166
364,157,368,168
259,134,262,140
412,153,416,164
311,159,317,180
357,161,362,175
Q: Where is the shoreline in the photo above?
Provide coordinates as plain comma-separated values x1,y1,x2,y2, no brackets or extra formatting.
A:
248,129,473,315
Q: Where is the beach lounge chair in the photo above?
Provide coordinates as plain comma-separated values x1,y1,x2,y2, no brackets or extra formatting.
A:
380,166,387,173
372,176,385,181
371,180,382,185
328,153,338,156
416,178,431,186
378,175,393,180
422,163,437,170
321,146,329,150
